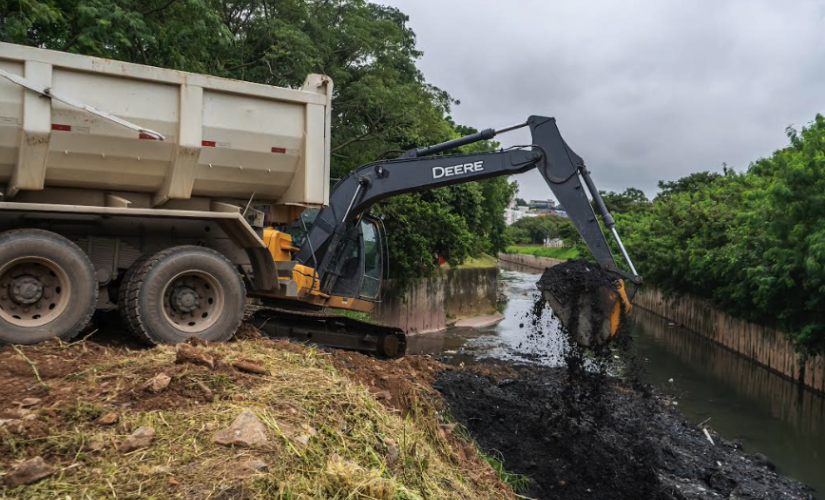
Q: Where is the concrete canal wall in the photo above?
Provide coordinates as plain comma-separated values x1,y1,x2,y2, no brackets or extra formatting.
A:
635,287,825,394
375,267,498,335
497,252,563,270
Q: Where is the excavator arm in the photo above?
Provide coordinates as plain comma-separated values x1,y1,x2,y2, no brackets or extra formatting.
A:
297,116,640,293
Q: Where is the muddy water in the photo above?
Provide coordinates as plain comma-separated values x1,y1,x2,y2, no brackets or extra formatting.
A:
407,261,825,495
407,262,570,366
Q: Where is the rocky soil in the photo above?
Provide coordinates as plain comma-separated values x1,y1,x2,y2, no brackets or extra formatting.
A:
0,327,511,499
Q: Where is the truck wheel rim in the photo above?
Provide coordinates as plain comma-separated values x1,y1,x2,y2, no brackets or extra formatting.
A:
0,257,72,328
161,271,224,334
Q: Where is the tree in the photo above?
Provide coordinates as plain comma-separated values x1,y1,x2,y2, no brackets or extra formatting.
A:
599,187,649,214
506,217,552,245
505,215,580,247
515,197,528,206
656,171,722,199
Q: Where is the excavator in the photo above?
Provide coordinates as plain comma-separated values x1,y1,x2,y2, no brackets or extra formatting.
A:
251,115,642,356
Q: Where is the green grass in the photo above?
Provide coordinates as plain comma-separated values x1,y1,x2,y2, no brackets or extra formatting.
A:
333,309,379,324
1,339,515,499
505,245,580,260
482,453,530,495
445,254,498,269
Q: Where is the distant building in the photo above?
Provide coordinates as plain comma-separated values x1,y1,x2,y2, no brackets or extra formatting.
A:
528,199,556,215
523,199,568,218
505,207,535,225
553,204,568,218
506,198,568,222
529,199,556,209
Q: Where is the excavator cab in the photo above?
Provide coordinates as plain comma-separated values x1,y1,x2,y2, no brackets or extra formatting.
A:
326,216,386,302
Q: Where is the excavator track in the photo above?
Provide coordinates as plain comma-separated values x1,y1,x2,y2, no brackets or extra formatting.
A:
247,306,407,358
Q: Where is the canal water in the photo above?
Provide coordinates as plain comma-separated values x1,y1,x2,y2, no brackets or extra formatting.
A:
407,262,825,495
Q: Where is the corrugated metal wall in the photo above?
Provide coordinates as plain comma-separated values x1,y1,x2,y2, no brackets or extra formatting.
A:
635,287,825,394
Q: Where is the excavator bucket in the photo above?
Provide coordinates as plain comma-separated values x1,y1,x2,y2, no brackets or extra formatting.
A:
538,261,632,348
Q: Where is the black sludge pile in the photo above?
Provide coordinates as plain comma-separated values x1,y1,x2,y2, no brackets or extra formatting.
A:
435,260,813,500
538,259,618,303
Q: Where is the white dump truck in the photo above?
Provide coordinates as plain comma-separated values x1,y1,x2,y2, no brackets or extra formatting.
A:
0,42,339,346
0,43,639,356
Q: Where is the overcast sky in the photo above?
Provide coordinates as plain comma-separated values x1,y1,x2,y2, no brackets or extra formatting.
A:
382,0,825,201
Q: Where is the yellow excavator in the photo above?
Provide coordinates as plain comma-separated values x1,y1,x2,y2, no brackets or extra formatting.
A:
251,116,641,355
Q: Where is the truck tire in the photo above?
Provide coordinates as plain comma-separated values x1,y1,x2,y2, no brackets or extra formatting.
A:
0,229,98,345
122,246,246,344
117,256,146,328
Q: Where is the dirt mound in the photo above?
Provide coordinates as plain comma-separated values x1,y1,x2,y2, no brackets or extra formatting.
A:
0,338,270,418
329,350,514,496
436,366,813,499
432,260,813,499
0,335,516,499
232,322,264,341
330,350,447,413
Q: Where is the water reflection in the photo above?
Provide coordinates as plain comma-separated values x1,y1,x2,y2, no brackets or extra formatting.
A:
632,308,825,492
407,261,825,494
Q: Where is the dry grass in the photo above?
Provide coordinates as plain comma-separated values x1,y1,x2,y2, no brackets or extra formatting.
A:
0,339,513,499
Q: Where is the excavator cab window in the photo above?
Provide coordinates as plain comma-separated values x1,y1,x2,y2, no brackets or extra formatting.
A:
286,208,321,248
328,217,384,302
360,220,382,300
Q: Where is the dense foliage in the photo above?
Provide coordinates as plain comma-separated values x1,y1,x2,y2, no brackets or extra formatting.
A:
0,0,516,284
505,215,581,247
599,188,649,214
613,116,825,356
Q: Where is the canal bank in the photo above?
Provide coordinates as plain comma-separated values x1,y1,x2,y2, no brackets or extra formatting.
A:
498,251,564,270
409,261,825,496
635,287,825,394
374,265,500,334
633,307,825,495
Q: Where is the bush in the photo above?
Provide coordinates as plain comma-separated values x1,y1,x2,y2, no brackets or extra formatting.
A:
617,114,825,356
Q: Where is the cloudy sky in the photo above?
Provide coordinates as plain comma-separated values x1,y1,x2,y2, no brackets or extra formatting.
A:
382,0,825,201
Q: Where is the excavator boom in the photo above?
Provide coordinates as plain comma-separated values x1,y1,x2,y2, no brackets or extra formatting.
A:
298,116,639,287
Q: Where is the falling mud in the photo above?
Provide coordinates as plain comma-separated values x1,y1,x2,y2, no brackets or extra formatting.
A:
435,261,814,499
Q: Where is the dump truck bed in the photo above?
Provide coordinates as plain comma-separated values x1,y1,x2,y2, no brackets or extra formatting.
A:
0,43,331,208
